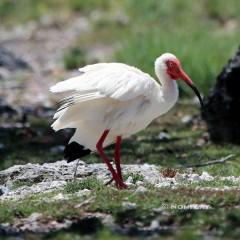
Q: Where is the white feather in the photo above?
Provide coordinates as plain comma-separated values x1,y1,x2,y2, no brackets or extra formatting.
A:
51,58,179,151
51,63,156,101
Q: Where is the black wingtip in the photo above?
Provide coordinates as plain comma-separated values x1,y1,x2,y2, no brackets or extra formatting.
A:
64,141,91,163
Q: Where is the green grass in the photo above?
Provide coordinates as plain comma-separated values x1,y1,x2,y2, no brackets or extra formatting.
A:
1,1,239,93
124,173,144,183
116,0,240,95
12,180,34,189
63,47,87,70
1,1,240,238
1,103,240,175
1,181,240,238
69,0,240,95
64,177,103,193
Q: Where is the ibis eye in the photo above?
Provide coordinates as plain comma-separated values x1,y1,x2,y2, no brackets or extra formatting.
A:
167,61,174,68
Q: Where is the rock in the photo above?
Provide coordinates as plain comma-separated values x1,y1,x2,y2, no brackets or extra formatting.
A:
0,186,9,195
136,181,144,186
188,174,201,182
13,212,73,234
149,219,160,230
155,179,176,188
0,67,10,79
122,202,137,210
135,186,148,194
0,97,18,116
0,47,30,72
125,176,134,185
202,47,240,143
51,193,66,201
50,190,91,202
158,131,171,141
181,115,193,124
1,160,240,201
200,171,214,181
1,180,67,200
76,189,91,197
0,143,5,151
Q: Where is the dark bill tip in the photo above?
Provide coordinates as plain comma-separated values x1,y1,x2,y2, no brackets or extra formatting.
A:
187,84,204,108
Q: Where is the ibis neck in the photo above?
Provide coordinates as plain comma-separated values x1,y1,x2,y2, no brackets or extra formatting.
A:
156,69,179,102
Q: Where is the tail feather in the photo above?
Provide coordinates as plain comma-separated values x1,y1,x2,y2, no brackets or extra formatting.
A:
64,141,91,162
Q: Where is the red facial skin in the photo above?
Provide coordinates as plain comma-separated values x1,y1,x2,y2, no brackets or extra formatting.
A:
166,59,193,85
165,59,204,108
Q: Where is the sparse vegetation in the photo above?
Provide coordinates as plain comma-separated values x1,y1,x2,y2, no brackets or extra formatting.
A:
0,0,240,239
64,177,103,193
12,180,34,189
124,172,144,183
64,47,87,70
1,182,240,238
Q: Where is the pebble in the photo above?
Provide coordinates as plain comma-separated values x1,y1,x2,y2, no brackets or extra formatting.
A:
200,171,214,181
76,189,91,197
149,219,160,229
52,193,65,201
158,131,171,140
122,201,137,210
125,176,134,185
136,181,144,186
0,186,9,195
188,174,201,182
181,115,193,124
135,186,148,194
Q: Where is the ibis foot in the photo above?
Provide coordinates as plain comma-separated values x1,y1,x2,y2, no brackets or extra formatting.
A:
105,177,127,189
105,178,114,186
117,182,128,189
115,179,128,189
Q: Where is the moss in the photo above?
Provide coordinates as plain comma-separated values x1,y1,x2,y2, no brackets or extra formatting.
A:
63,47,87,70
12,180,34,189
64,177,103,193
124,172,144,183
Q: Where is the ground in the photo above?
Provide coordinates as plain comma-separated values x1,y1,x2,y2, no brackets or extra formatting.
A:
0,1,240,239
1,104,240,239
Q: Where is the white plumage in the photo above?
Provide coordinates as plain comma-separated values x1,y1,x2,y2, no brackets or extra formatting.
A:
50,55,178,151
50,53,202,189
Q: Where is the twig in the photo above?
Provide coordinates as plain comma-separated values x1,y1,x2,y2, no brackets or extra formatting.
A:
73,159,80,180
74,196,96,208
185,154,235,168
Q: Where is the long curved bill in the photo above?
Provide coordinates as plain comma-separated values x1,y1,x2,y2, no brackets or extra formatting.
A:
187,84,204,108
179,69,204,108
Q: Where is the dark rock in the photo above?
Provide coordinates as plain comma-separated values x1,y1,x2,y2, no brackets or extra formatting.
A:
0,186,9,195
0,47,30,72
68,217,103,235
0,97,18,117
202,47,240,143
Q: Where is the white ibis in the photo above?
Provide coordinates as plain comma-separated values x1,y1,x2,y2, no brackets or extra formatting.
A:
50,53,203,189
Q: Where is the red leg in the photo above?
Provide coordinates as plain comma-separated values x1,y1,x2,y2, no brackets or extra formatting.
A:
96,130,122,189
115,136,123,181
114,136,127,189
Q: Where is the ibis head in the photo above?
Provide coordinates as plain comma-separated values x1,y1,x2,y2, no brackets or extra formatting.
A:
157,53,203,108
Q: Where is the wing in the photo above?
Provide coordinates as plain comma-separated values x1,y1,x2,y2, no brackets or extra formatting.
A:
50,63,156,102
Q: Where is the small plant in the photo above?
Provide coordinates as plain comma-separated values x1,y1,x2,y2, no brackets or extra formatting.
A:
125,173,144,184
64,177,102,193
12,180,34,189
63,47,87,70
69,0,110,12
